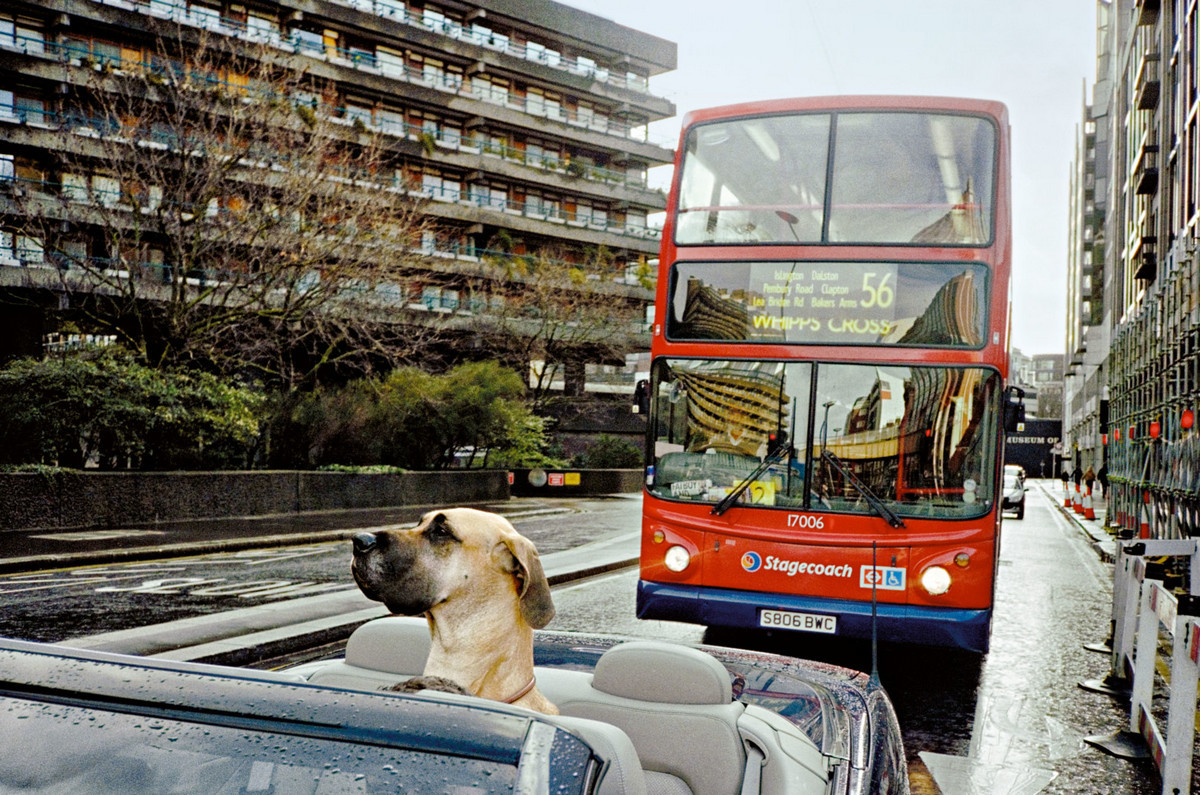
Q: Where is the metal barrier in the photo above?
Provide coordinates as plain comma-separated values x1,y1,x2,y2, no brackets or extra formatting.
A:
1083,539,1200,793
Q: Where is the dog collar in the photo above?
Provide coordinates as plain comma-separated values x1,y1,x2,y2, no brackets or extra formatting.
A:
502,676,537,704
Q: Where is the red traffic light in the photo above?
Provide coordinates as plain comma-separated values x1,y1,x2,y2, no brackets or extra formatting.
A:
1150,421,1161,439
1183,409,1195,430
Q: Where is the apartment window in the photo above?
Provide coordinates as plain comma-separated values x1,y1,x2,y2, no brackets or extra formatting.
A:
378,107,405,136
348,46,376,69
2,16,45,55
63,173,89,202
574,56,596,77
472,75,508,105
291,28,323,55
0,154,12,181
345,101,374,126
422,7,447,32
422,57,445,87
59,239,88,269
0,229,13,262
376,0,405,20
527,86,545,117
14,95,45,125
377,47,406,79
247,10,279,40
188,2,222,28
524,41,560,68
16,234,44,265
92,175,120,207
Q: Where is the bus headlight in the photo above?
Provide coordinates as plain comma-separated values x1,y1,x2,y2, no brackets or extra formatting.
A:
664,545,691,573
920,566,952,595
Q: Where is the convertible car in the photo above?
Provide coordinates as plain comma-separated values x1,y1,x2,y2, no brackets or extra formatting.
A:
0,618,908,794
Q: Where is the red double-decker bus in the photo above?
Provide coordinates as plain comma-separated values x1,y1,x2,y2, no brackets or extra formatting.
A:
638,96,1013,653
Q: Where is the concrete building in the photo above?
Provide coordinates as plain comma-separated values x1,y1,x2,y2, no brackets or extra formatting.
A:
1069,0,1200,535
0,0,676,392
1063,0,1113,477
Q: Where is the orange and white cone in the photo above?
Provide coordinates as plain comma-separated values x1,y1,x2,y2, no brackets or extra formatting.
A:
1084,487,1095,520
1073,483,1084,514
1140,492,1151,538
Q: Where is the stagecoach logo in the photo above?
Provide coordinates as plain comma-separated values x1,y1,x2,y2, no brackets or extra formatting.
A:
740,552,853,578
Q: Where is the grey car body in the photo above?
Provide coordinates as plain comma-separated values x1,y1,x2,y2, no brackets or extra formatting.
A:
0,625,908,794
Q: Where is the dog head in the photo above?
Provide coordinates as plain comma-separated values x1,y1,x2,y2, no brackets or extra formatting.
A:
351,507,555,629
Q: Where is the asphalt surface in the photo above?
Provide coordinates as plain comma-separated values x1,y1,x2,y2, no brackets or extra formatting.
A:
6,484,1120,671
7,495,642,666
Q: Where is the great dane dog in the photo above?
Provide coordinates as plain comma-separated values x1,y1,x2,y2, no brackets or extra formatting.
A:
350,507,558,714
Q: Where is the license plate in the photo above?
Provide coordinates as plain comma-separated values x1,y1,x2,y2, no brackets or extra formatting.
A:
758,609,837,634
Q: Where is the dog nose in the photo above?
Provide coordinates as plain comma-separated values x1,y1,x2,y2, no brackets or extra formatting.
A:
352,533,378,554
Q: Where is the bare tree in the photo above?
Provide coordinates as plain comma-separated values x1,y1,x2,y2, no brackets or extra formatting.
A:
12,25,442,388
470,236,649,406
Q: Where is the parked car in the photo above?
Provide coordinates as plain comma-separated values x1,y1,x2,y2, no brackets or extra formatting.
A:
1002,473,1026,519
1004,463,1026,485
0,619,910,794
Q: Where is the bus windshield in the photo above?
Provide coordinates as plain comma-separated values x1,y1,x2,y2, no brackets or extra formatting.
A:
675,110,996,246
648,358,1001,519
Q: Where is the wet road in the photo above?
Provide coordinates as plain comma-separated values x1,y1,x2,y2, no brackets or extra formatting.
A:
546,485,1157,794
0,488,1161,792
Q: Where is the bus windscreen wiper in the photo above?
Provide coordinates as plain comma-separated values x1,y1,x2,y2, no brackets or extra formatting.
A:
820,449,906,528
711,443,788,516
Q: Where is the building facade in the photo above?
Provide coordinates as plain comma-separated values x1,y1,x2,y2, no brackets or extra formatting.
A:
0,0,676,390
1068,0,1200,535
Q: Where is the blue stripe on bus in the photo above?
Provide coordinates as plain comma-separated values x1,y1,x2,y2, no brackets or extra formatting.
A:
636,580,991,653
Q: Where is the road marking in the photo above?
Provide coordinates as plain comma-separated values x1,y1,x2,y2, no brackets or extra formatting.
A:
29,529,167,542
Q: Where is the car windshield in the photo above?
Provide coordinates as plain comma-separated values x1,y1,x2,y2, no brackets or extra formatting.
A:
648,358,1001,519
1004,475,1021,489
0,694,523,794
675,110,996,246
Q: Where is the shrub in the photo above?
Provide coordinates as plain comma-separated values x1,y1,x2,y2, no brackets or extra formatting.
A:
0,348,263,469
574,434,642,468
275,361,560,470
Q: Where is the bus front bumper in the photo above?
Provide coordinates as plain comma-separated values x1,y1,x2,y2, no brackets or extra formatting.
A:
637,580,991,653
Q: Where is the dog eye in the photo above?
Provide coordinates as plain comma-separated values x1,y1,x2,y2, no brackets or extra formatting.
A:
424,524,458,544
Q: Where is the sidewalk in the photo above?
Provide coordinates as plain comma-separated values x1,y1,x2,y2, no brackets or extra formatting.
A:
1036,480,1117,561
12,496,642,666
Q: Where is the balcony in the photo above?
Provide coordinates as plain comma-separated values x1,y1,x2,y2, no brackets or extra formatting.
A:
1135,144,1159,195
1133,235,1157,281
1136,53,1161,110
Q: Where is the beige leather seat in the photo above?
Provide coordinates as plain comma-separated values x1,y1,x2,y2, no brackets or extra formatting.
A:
304,617,832,795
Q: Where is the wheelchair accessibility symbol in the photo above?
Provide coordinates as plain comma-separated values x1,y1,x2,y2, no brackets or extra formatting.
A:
859,565,905,591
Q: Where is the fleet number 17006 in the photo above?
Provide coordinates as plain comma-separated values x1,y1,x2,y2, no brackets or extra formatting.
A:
787,514,826,529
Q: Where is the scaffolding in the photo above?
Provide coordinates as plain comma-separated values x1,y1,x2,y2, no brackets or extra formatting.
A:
1107,252,1200,539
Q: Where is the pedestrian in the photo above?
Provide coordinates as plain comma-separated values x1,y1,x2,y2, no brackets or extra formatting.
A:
1073,467,1082,490
1097,464,1108,498
1060,467,1069,493
1084,466,1095,495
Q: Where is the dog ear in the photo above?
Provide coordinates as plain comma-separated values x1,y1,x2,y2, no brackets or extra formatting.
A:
494,536,556,629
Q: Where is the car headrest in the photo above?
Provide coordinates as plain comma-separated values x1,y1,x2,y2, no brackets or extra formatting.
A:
345,616,431,674
592,641,732,705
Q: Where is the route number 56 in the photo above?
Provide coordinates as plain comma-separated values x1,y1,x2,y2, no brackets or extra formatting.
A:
860,272,895,308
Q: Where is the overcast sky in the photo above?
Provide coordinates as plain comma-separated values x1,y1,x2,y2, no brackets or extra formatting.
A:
563,0,1098,356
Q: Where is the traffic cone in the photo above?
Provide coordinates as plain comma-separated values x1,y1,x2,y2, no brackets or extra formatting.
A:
1084,487,1095,520
1073,483,1084,514
1140,492,1151,538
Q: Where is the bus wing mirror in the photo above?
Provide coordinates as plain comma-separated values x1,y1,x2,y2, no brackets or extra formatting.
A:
1004,386,1026,432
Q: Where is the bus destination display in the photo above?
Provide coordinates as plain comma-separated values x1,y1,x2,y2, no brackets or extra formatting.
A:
670,260,988,348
